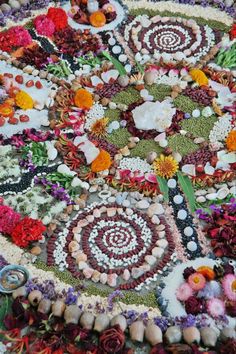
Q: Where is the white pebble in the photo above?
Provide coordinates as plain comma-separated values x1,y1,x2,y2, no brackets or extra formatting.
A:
192,109,201,118
187,241,197,252
108,38,116,45
112,45,121,54
173,195,183,204
167,179,176,189
184,226,193,237
177,209,187,220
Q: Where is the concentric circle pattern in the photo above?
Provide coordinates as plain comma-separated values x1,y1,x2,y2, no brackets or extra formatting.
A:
49,203,174,290
119,15,217,64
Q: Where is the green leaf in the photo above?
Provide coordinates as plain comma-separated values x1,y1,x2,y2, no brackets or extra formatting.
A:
177,171,196,213
102,51,126,76
0,295,11,330
156,176,169,202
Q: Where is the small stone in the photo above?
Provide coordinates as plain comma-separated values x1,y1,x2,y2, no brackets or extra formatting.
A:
122,269,130,281
148,203,164,216
136,200,150,209
30,246,42,256
184,227,193,237
86,215,94,223
92,270,101,283
79,261,89,270
83,268,94,279
107,274,117,287
167,179,177,188
173,195,183,204
177,210,187,220
146,151,157,163
145,255,156,266
156,239,168,249
108,196,116,203
158,231,166,238
151,215,160,224
76,253,87,263
192,109,201,118
152,247,164,258
187,241,197,252
126,208,133,216
107,207,117,217
132,267,145,279
196,196,206,203
120,146,130,156
89,185,98,193
206,193,217,201
194,137,205,144
122,199,130,207
93,209,101,218
100,273,107,284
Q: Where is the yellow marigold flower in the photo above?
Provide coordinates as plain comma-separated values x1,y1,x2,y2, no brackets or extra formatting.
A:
91,117,109,138
226,130,236,152
15,90,34,110
189,68,208,86
91,150,112,173
153,154,179,179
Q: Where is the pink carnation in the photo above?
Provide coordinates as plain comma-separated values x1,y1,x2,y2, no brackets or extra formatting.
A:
222,274,236,301
34,15,55,37
176,283,193,301
0,205,21,235
8,26,32,47
207,298,225,318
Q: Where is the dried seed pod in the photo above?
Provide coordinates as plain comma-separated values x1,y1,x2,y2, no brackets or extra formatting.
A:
129,321,145,342
183,327,200,345
110,315,127,332
38,299,52,314
200,327,218,347
80,312,95,329
51,300,66,317
94,314,110,333
145,323,163,346
165,326,182,344
28,290,42,307
64,305,82,324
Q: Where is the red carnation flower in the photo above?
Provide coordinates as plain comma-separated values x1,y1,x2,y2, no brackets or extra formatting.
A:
47,7,68,31
229,24,236,40
11,217,46,248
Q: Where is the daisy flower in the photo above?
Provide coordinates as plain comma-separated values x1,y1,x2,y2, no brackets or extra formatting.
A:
153,154,179,179
188,272,206,291
207,298,225,318
176,283,193,301
222,274,236,301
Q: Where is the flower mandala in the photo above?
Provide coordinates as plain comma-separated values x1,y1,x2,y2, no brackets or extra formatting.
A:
48,203,173,290
118,15,219,64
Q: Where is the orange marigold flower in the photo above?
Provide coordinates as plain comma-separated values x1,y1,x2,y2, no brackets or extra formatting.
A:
89,11,106,28
0,103,14,118
91,150,111,172
74,88,93,109
226,130,236,152
190,68,208,86
197,266,215,281
15,90,34,110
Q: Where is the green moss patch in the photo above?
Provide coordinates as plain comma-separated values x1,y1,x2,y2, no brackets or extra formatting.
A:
168,134,198,156
112,87,140,105
174,95,202,113
107,128,132,148
129,8,230,32
148,84,172,101
130,140,163,159
106,108,120,122
181,115,217,140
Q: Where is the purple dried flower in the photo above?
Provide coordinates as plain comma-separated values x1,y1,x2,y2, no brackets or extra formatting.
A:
107,290,124,311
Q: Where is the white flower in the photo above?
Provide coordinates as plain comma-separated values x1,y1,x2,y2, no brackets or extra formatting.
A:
209,113,233,143
132,99,176,132
57,164,77,177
